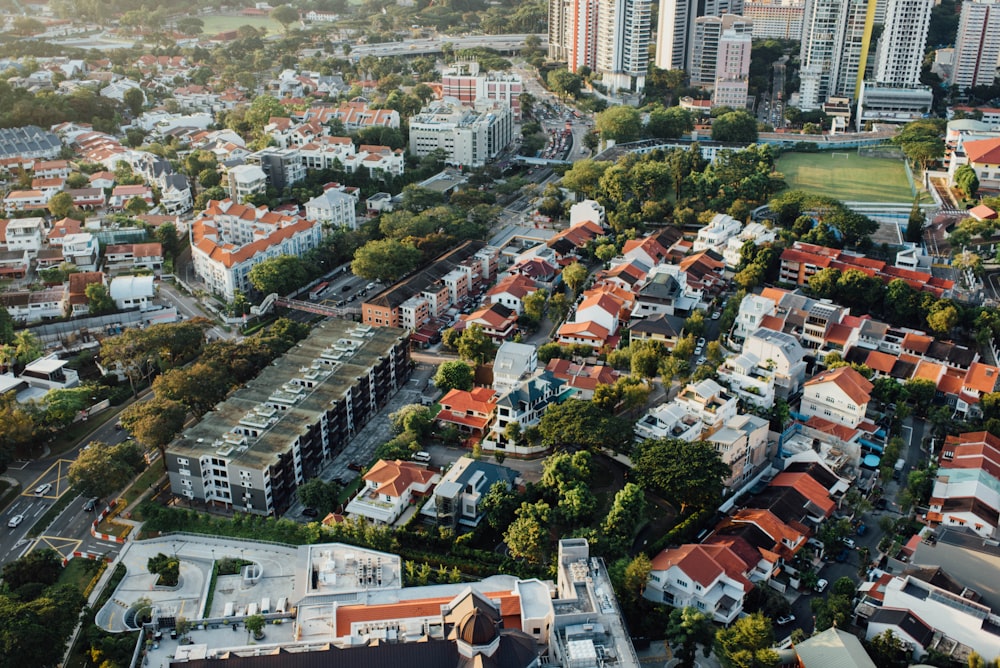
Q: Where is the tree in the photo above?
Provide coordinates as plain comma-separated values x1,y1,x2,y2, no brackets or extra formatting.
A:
523,289,548,321
2,549,63,591
0,306,13,345
711,110,759,143
248,255,310,296
12,331,42,365
68,440,144,498
954,164,980,198
482,480,519,530
562,262,588,296
734,262,764,289
85,283,116,315
433,360,474,393
537,400,632,452
550,293,571,323
270,4,299,32
296,478,340,515
596,106,642,143
666,607,715,668
389,404,434,437
456,325,497,365
152,363,230,418
123,87,145,116
684,311,706,338
601,483,647,555
124,196,149,215
47,192,75,219
155,222,181,263
504,501,551,564
119,397,186,462
351,239,422,283
632,438,731,513
547,69,582,100
244,613,266,639
926,302,958,336
645,106,693,140
905,199,925,243
715,613,779,668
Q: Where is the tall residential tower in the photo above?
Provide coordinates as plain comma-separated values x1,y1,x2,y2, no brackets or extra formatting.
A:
952,0,1000,91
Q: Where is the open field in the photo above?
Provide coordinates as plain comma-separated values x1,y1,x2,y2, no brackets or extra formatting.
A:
198,14,282,35
775,151,914,203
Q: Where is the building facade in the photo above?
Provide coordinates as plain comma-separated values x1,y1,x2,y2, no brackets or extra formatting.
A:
165,321,411,515
952,0,1000,92
408,103,513,168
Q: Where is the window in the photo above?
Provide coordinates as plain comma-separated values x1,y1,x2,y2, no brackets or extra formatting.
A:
675,578,689,588
695,584,702,591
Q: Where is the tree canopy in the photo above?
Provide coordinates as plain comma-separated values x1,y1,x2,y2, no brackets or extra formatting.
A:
632,438,731,513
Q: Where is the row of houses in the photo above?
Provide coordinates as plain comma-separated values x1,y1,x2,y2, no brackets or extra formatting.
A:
0,271,156,321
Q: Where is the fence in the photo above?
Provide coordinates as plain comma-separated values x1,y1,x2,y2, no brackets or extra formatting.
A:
857,145,905,160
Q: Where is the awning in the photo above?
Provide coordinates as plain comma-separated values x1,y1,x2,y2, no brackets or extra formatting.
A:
860,438,883,453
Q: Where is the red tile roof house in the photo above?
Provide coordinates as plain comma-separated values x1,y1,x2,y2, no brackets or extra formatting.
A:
925,431,1000,536
436,387,499,440
486,273,539,315
544,358,619,400
460,303,519,341
644,543,754,623
956,362,1000,417
345,460,440,525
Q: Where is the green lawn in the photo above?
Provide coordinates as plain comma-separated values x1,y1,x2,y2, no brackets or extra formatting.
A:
775,151,914,203
198,14,282,35
58,557,102,594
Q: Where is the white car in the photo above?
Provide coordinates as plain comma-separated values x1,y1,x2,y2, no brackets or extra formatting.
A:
7,514,24,528
814,578,829,593
776,614,796,625
841,537,857,549
697,337,706,346
34,483,52,496
697,356,707,366
711,311,721,320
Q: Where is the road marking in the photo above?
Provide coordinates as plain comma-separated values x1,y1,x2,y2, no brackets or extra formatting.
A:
21,458,75,498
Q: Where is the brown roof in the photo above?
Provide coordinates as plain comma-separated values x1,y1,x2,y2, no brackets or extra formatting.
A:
363,459,437,498
805,366,873,405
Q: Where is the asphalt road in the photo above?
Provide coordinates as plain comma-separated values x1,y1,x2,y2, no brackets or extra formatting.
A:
1,411,133,567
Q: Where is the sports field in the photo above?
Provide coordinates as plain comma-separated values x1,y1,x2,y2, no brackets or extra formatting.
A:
775,151,914,203
199,14,282,35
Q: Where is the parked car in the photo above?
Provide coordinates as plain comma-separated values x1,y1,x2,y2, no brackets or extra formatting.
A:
856,524,867,536
302,507,319,518
34,483,52,496
814,578,829,593
776,614,796,625
7,514,24,528
711,310,721,320
841,537,857,549
347,462,364,472
83,497,99,512
697,337,706,346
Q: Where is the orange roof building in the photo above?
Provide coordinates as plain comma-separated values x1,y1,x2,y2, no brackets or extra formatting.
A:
801,366,873,428
437,387,498,436
346,459,440,525
190,198,324,301
646,544,754,623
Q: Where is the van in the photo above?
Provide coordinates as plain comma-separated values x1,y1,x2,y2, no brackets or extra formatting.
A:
413,451,431,463
223,602,234,618
261,598,270,614
276,597,288,614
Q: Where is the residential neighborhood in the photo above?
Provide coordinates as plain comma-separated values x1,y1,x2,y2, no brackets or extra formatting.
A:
0,1,999,668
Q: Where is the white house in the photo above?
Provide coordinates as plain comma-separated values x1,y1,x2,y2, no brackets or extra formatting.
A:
3,190,50,214
4,217,44,253
484,370,566,456
732,293,776,342
418,457,518,528
345,459,440,525
569,199,606,227
634,401,703,442
109,275,156,310
722,221,777,268
716,351,776,408
800,366,873,428
226,164,267,202
486,274,539,315
742,328,808,397
492,341,538,394
61,232,100,271
303,187,357,230
673,379,739,432
693,213,742,253
709,413,771,490
645,543,753,624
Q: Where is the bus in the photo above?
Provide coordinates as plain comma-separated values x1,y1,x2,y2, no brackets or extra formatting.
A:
308,282,328,300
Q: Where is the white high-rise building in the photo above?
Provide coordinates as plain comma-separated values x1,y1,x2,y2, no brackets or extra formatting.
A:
798,0,875,109
655,0,696,71
595,0,652,93
874,0,932,86
952,0,1000,92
